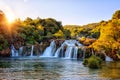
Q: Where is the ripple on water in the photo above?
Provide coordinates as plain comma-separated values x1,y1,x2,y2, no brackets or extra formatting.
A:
0,58,119,80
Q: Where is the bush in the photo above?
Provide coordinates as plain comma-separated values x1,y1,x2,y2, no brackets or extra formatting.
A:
83,59,88,66
83,55,102,69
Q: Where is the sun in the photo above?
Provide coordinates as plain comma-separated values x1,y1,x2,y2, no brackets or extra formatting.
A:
6,12,16,23
0,3,16,24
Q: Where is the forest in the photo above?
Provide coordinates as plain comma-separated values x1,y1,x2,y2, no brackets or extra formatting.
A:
0,10,120,60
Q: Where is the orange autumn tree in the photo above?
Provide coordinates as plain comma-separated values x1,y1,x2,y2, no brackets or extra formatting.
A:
91,10,120,59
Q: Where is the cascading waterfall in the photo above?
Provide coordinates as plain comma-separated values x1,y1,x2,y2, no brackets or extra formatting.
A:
54,47,62,57
82,47,86,59
10,39,114,61
11,45,35,57
102,52,113,61
30,45,34,57
105,56,113,61
11,40,83,59
19,47,23,56
41,40,56,57
54,40,82,59
65,47,73,58
105,54,113,61
73,47,78,58
11,45,19,57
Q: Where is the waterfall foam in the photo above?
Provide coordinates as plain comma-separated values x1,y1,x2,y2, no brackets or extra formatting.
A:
11,40,83,59
30,45,34,57
19,47,23,56
103,52,113,61
41,40,56,57
54,40,83,59
105,55,113,61
73,47,78,58
11,45,19,57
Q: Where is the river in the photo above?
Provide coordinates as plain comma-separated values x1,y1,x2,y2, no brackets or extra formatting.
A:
0,57,120,80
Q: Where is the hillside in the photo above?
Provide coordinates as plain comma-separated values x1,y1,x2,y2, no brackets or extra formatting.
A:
91,11,120,60
63,10,120,60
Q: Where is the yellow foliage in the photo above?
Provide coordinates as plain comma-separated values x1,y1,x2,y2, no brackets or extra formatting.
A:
54,30,64,38
37,25,44,30
116,54,120,59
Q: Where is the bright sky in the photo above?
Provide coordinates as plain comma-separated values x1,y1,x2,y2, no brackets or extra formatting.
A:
0,0,120,25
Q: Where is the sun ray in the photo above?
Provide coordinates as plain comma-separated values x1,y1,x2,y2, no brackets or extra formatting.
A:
6,11,16,23
0,3,16,23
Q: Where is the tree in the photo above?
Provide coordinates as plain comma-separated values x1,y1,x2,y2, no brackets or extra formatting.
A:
112,10,120,19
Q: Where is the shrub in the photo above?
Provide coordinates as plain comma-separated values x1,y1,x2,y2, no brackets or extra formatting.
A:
83,59,88,66
83,55,102,69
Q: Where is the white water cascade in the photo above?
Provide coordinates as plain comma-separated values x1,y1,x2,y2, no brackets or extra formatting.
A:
73,47,78,58
11,45,19,57
11,40,83,59
105,56,113,61
54,40,82,59
102,52,113,61
19,47,23,56
30,45,34,57
105,55,113,61
41,40,56,57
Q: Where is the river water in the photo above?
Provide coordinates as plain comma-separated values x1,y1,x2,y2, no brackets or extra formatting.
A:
0,57,120,80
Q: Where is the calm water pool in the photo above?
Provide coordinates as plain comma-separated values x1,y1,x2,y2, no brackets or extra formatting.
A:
0,57,120,80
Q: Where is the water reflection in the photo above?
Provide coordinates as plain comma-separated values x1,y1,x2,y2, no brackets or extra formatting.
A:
0,58,120,80
99,62,120,79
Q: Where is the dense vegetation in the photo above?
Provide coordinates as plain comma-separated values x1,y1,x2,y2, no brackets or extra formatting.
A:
0,10,120,60
63,23,100,38
64,10,120,60
15,17,64,45
0,10,69,51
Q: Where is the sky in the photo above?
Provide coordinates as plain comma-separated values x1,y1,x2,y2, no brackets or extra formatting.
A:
0,0,120,25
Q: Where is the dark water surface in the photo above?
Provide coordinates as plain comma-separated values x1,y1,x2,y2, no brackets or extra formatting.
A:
0,57,120,80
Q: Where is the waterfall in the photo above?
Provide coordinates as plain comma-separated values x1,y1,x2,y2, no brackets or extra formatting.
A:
19,47,23,56
65,47,73,59
64,46,78,59
54,40,82,59
30,45,34,57
103,52,113,61
10,40,83,59
73,47,78,58
11,45,19,57
82,47,86,59
41,40,56,57
54,47,62,57
105,55,113,61
105,56,113,61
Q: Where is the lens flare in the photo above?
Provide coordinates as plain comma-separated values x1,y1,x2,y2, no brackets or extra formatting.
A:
0,3,16,23
6,11,16,23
